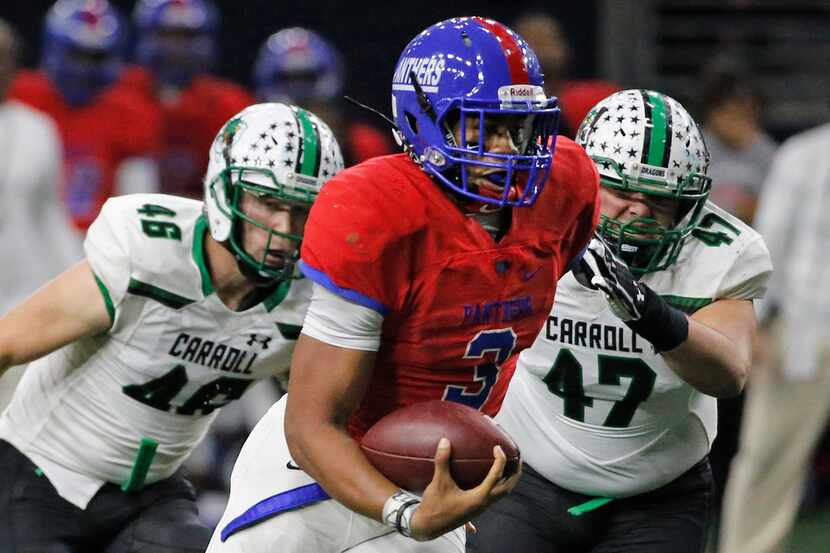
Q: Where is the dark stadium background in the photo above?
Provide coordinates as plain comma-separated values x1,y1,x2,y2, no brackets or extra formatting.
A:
4,2,830,550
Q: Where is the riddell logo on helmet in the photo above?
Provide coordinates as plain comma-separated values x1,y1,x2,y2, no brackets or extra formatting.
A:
497,85,545,107
392,55,446,91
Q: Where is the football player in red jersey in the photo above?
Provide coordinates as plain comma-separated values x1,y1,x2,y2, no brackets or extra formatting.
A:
119,0,254,199
9,0,161,233
208,17,600,553
253,27,394,166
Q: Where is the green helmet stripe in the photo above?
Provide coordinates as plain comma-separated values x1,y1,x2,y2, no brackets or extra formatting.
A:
658,94,673,167
645,91,670,167
294,107,321,178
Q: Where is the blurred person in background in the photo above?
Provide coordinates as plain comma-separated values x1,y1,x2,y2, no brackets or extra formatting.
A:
120,0,254,199
696,57,777,515
719,119,830,553
9,0,161,236
698,57,777,225
0,18,77,411
253,26,393,166
512,10,620,138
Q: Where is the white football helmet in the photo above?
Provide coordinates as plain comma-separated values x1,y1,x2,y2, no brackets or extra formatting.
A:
204,102,343,282
576,89,711,274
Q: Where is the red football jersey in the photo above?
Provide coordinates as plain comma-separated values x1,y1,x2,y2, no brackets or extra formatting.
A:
119,66,254,198
9,70,162,230
300,139,600,438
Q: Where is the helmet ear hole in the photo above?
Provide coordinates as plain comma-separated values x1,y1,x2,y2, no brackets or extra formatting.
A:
404,111,418,135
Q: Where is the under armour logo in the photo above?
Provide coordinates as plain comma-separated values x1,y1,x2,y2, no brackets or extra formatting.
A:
637,290,645,303
247,334,272,349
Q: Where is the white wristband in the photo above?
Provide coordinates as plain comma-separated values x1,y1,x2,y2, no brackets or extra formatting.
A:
382,490,421,537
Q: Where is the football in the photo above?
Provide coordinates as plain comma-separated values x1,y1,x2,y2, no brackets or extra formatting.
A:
360,400,521,492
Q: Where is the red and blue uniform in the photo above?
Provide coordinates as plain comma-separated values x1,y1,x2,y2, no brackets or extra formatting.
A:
9,70,162,230
118,66,254,199
300,141,600,438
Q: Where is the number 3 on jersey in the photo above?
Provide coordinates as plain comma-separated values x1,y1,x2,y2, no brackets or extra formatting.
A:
443,328,517,409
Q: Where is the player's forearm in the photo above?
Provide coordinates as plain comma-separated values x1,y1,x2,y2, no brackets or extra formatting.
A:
285,418,398,522
0,317,36,375
661,318,748,398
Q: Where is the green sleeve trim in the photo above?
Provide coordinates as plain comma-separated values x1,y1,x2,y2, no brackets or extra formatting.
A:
93,273,115,327
121,437,158,492
263,279,291,312
127,278,196,310
276,323,303,340
661,295,713,314
191,215,214,297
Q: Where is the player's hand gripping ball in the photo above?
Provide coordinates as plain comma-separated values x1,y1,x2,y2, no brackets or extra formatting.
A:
360,400,521,492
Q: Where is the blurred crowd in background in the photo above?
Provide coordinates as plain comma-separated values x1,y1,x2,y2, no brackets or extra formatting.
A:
1,0,829,547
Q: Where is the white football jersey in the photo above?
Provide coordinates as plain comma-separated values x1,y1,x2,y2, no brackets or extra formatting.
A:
0,194,310,508
497,202,772,497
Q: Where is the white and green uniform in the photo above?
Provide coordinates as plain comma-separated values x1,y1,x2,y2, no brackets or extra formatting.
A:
0,193,309,509
496,203,772,497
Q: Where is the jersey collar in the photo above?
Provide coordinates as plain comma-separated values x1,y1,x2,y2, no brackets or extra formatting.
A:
193,214,291,310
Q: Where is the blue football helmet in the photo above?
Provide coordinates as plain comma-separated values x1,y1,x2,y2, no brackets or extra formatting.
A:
133,0,218,88
253,28,344,103
391,17,560,208
41,0,125,107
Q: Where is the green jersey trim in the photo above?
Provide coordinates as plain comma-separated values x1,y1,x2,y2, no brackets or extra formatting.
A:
121,437,158,492
127,278,196,310
93,273,115,327
263,279,292,312
661,295,712,314
192,215,214,297
277,322,303,340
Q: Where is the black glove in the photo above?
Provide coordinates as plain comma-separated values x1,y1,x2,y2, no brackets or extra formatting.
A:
572,236,689,352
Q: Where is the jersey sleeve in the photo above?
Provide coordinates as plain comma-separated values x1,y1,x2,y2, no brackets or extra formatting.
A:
553,139,602,277
83,198,134,324
301,283,384,351
299,165,414,316
716,234,773,300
